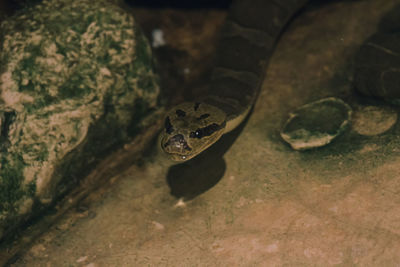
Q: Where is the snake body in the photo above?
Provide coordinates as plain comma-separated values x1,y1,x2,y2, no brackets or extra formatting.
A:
160,0,309,161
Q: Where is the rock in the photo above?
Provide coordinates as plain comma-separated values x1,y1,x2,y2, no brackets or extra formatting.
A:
0,0,160,239
353,32,400,103
280,97,352,150
378,4,400,33
352,105,397,136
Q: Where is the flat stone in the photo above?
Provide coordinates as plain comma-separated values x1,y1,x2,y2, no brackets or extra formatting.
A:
280,97,352,150
352,105,397,136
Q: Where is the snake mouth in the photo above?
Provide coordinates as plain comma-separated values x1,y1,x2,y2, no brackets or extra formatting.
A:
161,134,194,161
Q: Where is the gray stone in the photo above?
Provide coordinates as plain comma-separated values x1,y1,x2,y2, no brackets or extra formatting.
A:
281,97,352,150
0,0,160,239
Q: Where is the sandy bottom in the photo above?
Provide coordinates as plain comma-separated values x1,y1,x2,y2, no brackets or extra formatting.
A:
11,0,400,266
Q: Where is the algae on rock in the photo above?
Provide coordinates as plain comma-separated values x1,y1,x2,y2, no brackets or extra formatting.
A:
0,0,160,239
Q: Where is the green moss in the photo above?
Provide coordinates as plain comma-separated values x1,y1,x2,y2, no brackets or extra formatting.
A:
127,98,150,137
133,25,152,70
58,83,86,99
23,143,49,161
19,80,35,92
26,181,36,197
24,43,42,56
0,155,25,215
137,74,156,92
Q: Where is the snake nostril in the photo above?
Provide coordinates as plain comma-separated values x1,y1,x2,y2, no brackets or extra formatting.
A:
165,134,192,151
171,134,184,142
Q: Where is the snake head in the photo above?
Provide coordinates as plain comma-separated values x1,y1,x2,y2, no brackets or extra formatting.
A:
159,102,226,161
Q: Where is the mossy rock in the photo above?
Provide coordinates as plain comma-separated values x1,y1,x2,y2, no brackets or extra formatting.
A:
0,0,160,239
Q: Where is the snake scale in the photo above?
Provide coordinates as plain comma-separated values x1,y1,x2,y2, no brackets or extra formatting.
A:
160,0,309,161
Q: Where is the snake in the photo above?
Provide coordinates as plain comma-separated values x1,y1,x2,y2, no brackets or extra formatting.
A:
159,0,309,161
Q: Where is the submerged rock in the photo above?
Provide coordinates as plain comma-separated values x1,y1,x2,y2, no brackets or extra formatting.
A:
378,4,400,33
0,0,160,239
281,97,352,150
354,32,400,103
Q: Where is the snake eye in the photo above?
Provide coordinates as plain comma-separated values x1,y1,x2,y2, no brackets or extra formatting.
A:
190,129,203,138
190,123,224,139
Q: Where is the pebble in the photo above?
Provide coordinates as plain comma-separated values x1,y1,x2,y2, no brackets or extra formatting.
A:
352,105,397,136
281,97,352,150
